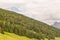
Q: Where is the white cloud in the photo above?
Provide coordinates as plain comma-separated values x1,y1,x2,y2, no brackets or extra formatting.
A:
0,0,25,3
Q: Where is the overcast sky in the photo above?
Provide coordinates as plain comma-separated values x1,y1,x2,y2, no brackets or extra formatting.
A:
0,0,60,25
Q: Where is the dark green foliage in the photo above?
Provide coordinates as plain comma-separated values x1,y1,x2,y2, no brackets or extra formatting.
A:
0,8,60,40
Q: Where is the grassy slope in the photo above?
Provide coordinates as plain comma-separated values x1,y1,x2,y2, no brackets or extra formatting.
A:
0,32,36,40
0,32,60,40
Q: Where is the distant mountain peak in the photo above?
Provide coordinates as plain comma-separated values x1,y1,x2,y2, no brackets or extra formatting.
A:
8,7,23,12
53,22,60,28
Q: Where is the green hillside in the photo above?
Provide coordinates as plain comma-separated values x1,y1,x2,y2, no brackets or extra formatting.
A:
0,8,60,40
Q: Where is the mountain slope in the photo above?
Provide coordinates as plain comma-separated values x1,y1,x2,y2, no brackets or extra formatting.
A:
0,8,60,40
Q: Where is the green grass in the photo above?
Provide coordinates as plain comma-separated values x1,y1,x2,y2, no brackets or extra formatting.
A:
0,32,60,40
55,37,60,40
45,37,60,40
0,32,36,40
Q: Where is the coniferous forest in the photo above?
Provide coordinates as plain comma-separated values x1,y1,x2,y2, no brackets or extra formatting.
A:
0,8,60,40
